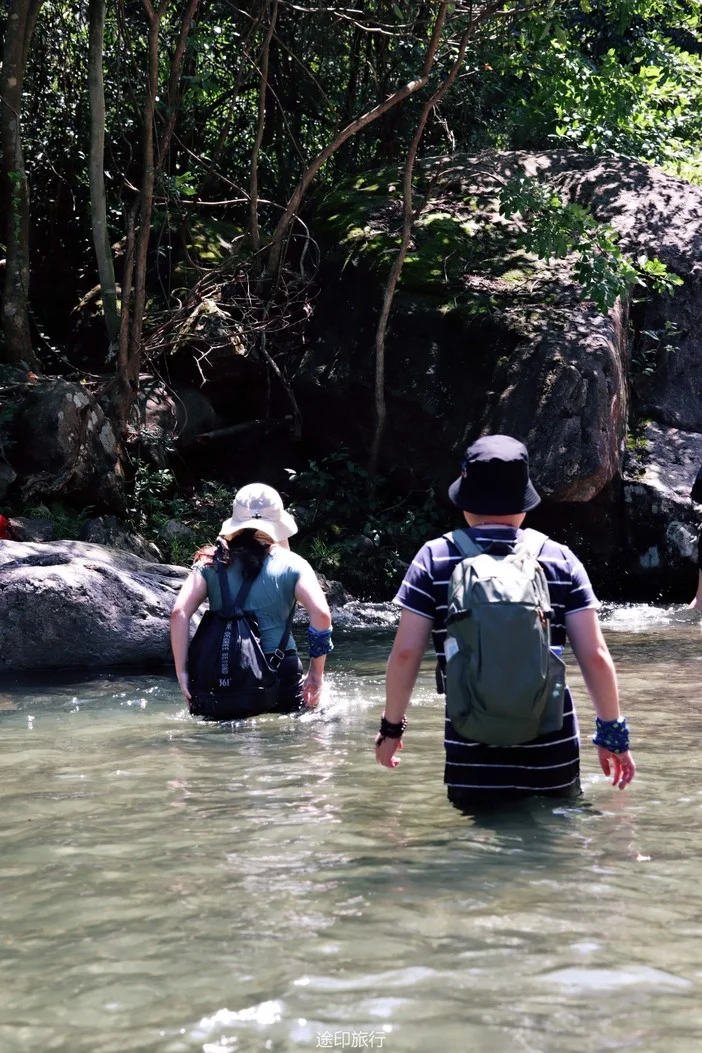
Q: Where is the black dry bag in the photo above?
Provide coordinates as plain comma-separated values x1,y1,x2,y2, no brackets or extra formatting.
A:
187,557,295,721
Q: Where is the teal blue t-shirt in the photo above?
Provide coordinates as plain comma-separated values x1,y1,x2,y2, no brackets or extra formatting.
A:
197,547,310,654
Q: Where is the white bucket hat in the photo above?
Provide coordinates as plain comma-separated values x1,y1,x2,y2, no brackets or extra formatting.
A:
219,483,297,543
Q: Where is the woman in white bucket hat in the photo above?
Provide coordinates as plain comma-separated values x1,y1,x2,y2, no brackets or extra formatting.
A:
170,483,332,715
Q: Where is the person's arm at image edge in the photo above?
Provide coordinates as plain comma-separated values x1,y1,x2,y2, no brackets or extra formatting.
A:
170,571,208,702
566,607,636,789
295,568,332,707
375,609,433,769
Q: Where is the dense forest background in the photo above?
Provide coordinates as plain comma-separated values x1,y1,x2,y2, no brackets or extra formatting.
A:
1,0,701,594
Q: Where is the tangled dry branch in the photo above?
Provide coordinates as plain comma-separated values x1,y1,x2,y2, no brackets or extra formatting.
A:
141,254,318,385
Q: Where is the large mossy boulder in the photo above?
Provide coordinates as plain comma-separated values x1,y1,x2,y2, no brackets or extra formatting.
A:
303,152,634,503
298,149,702,597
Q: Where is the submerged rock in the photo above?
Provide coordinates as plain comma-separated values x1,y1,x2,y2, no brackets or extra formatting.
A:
330,601,400,629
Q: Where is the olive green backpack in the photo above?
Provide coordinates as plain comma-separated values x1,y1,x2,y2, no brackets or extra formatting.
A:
443,528,566,746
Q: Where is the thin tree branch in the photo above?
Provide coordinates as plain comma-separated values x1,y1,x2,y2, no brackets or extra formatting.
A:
250,0,279,253
264,0,450,279
370,5,502,478
157,0,201,161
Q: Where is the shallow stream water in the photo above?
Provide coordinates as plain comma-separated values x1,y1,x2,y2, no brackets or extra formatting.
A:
1,605,701,1053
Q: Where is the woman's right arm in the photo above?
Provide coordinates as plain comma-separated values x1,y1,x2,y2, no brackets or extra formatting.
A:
689,569,702,611
294,567,332,707
170,571,208,702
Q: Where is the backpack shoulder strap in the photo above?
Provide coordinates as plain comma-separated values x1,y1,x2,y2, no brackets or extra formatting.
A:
269,603,297,669
444,529,482,560
216,557,295,666
215,558,261,617
517,528,549,560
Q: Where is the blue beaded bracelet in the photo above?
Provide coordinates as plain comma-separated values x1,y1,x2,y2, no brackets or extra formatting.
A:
308,625,333,658
592,717,630,754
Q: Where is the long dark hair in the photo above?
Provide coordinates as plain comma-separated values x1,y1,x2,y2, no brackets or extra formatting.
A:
193,529,271,578
227,529,271,577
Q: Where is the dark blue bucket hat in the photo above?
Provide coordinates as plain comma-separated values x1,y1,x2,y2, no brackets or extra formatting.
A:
448,434,541,514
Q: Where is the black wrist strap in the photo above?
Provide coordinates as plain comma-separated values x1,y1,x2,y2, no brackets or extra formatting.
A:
377,714,407,740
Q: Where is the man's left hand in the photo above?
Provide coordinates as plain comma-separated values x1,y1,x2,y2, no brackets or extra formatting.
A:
375,736,403,768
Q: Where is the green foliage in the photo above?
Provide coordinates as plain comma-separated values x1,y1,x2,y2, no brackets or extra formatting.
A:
122,455,444,593
7,0,701,431
125,463,231,564
625,416,652,476
19,501,94,539
632,319,679,376
502,1,702,167
284,449,446,597
499,174,683,310
127,464,181,535
335,208,479,290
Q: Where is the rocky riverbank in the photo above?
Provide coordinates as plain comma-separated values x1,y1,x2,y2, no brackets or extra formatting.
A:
0,539,399,675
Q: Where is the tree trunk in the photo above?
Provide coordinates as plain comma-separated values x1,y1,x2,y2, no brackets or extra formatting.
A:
110,0,201,436
369,17,486,480
88,0,120,344
0,0,44,368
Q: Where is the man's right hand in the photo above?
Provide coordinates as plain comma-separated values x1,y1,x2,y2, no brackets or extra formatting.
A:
597,747,636,789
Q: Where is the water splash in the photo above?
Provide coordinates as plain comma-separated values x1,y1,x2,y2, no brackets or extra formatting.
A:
600,602,702,633
329,601,399,629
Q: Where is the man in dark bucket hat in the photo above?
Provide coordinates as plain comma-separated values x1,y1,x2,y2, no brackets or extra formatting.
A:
448,434,541,514
373,434,635,810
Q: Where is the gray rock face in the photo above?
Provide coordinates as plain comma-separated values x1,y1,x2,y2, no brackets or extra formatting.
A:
9,379,122,507
304,150,643,506
136,377,221,466
0,540,380,675
488,299,628,502
80,516,162,561
623,422,702,586
0,540,189,673
9,517,57,542
298,149,702,597
529,153,702,435
306,151,700,508
0,459,16,502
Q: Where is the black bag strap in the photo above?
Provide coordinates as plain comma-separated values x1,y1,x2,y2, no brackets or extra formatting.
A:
215,553,296,669
215,555,260,617
446,527,549,559
268,603,297,670
445,528,511,558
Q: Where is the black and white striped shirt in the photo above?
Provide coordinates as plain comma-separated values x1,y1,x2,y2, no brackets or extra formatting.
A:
394,526,599,795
